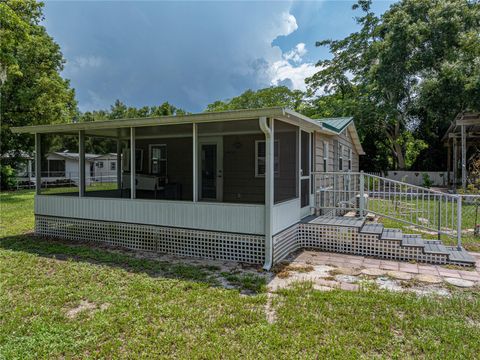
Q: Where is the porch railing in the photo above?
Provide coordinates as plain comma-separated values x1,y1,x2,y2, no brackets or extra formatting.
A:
313,172,463,248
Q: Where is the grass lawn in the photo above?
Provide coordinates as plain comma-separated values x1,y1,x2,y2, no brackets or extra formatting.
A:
1,190,480,358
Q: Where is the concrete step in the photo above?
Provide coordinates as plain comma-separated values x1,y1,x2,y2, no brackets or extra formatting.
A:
401,235,425,247
445,246,476,265
381,228,403,241
360,223,384,235
424,242,450,255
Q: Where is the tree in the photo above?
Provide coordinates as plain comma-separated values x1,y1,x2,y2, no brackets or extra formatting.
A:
307,0,480,170
0,0,77,164
205,86,305,112
78,100,187,122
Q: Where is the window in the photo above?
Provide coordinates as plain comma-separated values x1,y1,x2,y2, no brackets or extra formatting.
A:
348,148,352,170
96,161,104,169
338,143,344,171
150,144,167,177
323,141,328,172
110,161,116,171
255,140,279,177
48,159,65,177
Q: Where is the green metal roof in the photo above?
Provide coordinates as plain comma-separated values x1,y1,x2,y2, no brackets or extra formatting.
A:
315,117,353,133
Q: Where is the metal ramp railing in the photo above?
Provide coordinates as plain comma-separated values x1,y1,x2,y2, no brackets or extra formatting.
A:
313,172,463,248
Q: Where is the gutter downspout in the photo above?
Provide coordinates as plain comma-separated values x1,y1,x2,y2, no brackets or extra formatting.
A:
260,116,274,270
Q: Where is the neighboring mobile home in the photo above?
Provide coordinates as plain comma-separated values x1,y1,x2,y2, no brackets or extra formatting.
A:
12,108,364,269
45,151,118,185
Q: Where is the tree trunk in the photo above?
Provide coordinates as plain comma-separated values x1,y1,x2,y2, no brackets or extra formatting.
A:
393,141,406,169
386,120,406,170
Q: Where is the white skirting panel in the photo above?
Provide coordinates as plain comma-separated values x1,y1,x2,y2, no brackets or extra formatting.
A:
35,195,265,235
273,198,300,235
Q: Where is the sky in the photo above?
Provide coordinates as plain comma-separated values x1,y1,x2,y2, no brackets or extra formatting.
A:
43,1,395,113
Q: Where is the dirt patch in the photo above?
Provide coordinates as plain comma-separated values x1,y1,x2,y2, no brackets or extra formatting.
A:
272,262,314,279
65,300,110,319
265,293,277,324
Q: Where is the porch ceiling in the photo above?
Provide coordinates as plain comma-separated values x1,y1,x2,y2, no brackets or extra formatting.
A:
11,107,333,136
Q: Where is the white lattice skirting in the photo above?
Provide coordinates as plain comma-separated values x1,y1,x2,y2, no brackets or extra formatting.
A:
273,223,449,265
35,215,265,264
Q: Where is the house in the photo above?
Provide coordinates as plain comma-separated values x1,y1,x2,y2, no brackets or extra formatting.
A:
1,150,34,178
12,107,366,269
45,151,118,185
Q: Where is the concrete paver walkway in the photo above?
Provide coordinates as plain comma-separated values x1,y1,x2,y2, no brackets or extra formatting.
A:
268,250,480,294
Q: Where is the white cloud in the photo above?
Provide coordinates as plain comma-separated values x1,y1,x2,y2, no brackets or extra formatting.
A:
267,41,316,91
283,43,307,63
269,59,316,91
280,12,298,36
259,12,317,91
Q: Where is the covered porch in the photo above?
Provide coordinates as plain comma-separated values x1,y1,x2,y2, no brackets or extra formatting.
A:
13,108,328,268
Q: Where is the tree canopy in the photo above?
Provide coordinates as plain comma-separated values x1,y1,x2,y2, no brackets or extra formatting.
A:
79,100,187,123
0,0,77,161
205,86,305,113
2,0,479,177
306,0,480,170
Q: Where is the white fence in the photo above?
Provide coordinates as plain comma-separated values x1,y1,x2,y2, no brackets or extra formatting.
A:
15,171,117,189
367,171,452,187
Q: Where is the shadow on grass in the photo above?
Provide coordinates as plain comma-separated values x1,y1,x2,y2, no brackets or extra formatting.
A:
0,234,268,292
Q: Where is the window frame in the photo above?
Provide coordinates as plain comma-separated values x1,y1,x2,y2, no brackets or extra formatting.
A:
323,141,329,172
149,144,167,177
338,143,344,171
110,161,116,171
255,140,279,178
348,147,352,171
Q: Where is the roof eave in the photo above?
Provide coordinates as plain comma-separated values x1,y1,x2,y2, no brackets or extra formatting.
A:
12,107,324,135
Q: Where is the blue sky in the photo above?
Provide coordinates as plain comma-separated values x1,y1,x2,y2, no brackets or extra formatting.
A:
43,1,394,113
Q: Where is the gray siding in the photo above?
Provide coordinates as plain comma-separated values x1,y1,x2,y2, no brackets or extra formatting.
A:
314,125,360,173
135,137,193,200
223,134,265,203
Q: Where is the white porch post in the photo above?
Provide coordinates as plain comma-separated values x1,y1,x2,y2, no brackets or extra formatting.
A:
116,131,122,190
461,124,466,189
34,133,41,194
79,130,86,196
298,127,301,198
192,123,198,202
260,116,274,270
130,127,136,199
453,137,457,186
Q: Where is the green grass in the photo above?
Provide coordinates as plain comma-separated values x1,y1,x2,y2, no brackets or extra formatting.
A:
1,190,480,358
41,182,118,195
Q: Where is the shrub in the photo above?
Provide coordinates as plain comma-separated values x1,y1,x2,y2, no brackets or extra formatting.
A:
0,165,17,190
421,173,433,188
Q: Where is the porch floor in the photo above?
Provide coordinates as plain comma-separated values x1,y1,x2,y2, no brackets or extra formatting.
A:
303,215,364,228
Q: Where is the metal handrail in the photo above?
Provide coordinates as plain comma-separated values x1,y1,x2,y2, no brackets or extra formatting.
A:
313,171,463,248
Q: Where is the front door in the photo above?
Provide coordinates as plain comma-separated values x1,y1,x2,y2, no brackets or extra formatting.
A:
199,137,223,201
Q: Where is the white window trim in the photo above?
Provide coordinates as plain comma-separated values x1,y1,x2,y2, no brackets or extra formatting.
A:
148,144,167,176
110,161,116,171
255,140,279,178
